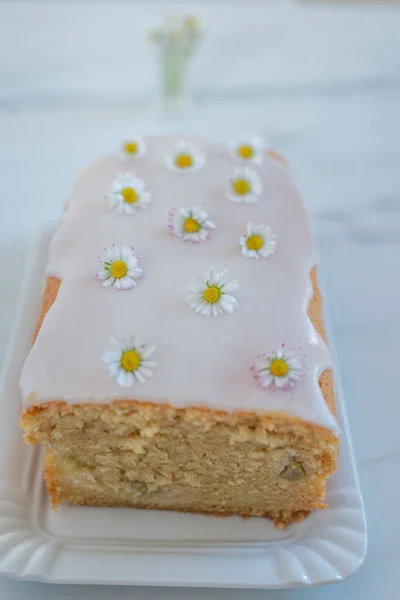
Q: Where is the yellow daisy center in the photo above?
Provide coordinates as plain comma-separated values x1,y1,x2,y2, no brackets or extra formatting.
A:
124,141,138,155
175,153,193,169
184,217,201,233
203,285,221,304
270,359,289,377
238,144,254,159
233,178,251,196
122,187,138,204
111,260,128,279
121,350,141,372
246,234,264,251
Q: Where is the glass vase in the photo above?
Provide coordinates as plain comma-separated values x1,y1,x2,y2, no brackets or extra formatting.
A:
159,45,191,114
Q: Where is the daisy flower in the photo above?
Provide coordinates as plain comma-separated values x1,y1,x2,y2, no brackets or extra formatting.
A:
250,344,305,390
166,141,205,173
185,267,241,317
231,135,265,165
102,336,157,388
122,136,146,158
240,222,276,259
226,167,262,203
109,172,152,215
168,206,216,243
96,244,143,290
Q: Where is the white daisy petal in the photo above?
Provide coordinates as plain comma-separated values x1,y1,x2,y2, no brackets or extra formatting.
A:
141,344,156,359
139,361,157,378
121,245,134,259
274,376,288,389
117,370,129,387
220,294,237,305
102,350,120,363
125,260,139,273
107,363,121,377
108,245,120,261
197,229,209,242
101,277,115,288
206,267,215,283
96,269,109,281
134,370,146,384
119,276,135,290
251,178,262,195
260,375,274,388
286,356,302,369
125,372,135,387
204,219,216,229
214,268,229,285
122,335,137,350
132,179,146,193
200,303,209,314
141,361,157,370
192,207,204,219
219,299,234,314
138,367,153,379
204,303,213,316
253,361,267,373
130,267,144,279
223,281,241,293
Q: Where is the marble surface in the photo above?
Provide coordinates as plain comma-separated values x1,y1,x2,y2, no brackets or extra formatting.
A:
0,1,400,598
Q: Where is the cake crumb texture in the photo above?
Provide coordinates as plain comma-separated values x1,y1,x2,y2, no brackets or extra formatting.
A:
25,398,336,526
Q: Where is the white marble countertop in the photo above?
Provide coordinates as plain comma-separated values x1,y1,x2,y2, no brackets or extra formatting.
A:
1,1,400,598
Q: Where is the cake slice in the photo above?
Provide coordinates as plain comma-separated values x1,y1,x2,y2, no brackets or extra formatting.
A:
20,135,339,527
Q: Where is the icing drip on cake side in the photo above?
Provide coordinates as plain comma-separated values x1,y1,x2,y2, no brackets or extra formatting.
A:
20,135,339,434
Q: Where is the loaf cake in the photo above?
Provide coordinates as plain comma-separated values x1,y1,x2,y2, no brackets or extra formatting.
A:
20,135,339,527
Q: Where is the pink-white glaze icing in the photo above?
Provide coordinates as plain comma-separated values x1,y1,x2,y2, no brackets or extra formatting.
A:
20,135,339,434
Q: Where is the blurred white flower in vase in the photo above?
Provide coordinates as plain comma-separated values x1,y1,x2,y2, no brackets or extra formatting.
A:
148,14,204,114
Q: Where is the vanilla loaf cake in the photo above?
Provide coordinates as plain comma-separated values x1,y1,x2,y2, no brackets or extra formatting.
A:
20,135,339,527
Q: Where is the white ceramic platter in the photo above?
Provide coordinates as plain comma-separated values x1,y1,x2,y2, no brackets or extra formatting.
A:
0,229,366,588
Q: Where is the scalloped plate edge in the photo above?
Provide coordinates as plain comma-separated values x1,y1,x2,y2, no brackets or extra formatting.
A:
0,228,367,587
